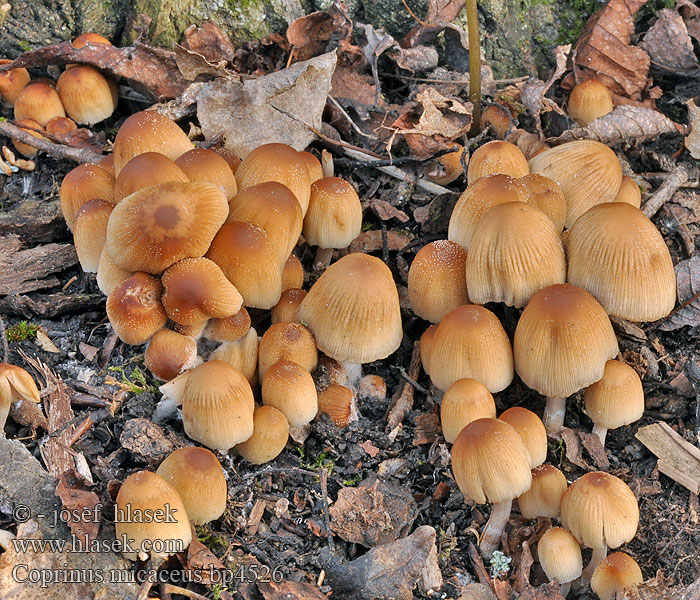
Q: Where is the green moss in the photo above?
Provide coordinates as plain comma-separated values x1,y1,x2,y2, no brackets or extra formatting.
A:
556,0,604,44
106,365,158,394
6,321,38,342
18,40,31,52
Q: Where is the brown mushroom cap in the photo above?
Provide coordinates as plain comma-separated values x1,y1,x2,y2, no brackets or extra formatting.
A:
584,360,644,430
73,198,113,273
271,288,307,325
175,148,238,200
537,527,583,585
14,82,65,126
0,363,40,429
236,405,290,464
298,150,323,184
262,359,318,427
519,173,567,234
420,324,437,375
282,254,304,291
96,247,133,296
498,407,547,468
517,464,568,519
204,307,251,343
425,143,466,185
568,79,613,126
72,33,112,47
590,552,643,600
13,118,45,158
114,152,189,203
467,140,529,184
106,272,167,345
514,284,619,398
0,59,30,105
440,378,496,444
614,175,642,208
60,163,116,231
480,104,513,139
96,154,115,176
211,146,241,174
258,323,318,380
302,177,363,249
45,116,78,137
145,329,198,381
209,327,259,386
56,65,118,125
296,253,402,364
317,384,356,427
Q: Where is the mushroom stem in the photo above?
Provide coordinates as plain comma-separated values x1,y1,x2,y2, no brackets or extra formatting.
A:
560,582,571,597
314,247,334,271
321,149,334,178
466,0,482,134
581,544,607,585
543,396,566,433
0,528,15,551
0,377,11,432
592,422,608,446
479,498,512,556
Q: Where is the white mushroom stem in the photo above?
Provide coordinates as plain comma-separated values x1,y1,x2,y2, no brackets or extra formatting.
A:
321,149,334,178
543,397,566,433
314,247,334,270
0,377,11,432
479,499,512,557
581,544,607,585
560,582,571,597
592,423,608,446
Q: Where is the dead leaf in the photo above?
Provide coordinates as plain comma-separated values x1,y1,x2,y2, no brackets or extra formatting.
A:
685,98,700,159
287,4,353,63
119,417,181,464
347,230,414,253
579,431,611,470
181,525,226,585
554,105,680,144
413,413,441,446
174,44,232,80
197,51,337,157
365,198,409,222
78,342,99,362
391,46,439,73
35,329,59,353
640,9,700,75
183,22,236,64
360,23,396,105
246,499,266,536
55,470,101,543
360,440,380,458
560,427,592,470
403,0,467,47
659,255,700,331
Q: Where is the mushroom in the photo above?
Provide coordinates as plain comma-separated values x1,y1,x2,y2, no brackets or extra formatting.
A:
440,378,496,444
95,153,115,176
568,79,613,125
420,324,437,376
537,527,583,597
498,407,547,468
114,152,189,202
425,143,467,185
451,418,532,556
590,552,643,599
72,33,112,47
211,146,241,174
73,199,113,273
258,323,318,380
0,59,30,105
0,364,40,431
56,65,118,125
614,176,641,208
106,273,167,345
96,247,133,296
519,173,567,235
282,254,304,291
204,307,251,343
12,119,45,159
175,148,238,200
262,360,318,426
513,284,619,433
60,163,115,231
45,116,77,137
14,81,65,126
156,447,227,525
517,464,568,519
209,327,259,386
480,104,513,139
271,289,307,324
467,140,529,184
236,406,290,464
298,150,323,184
317,384,357,427
144,329,199,381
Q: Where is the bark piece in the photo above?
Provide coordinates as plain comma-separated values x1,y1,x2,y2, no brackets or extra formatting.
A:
0,199,67,244
0,292,104,319
459,583,498,599
55,470,101,543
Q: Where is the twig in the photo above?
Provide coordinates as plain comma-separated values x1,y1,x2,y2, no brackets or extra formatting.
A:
468,541,495,589
641,165,689,218
160,585,209,600
136,579,153,600
0,314,8,363
386,341,422,432
399,370,430,395
334,146,455,168
320,468,334,551
0,121,102,164
400,0,430,26
328,96,377,140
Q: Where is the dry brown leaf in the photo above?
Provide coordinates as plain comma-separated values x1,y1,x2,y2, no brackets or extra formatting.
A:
403,0,467,47
174,44,232,80
554,105,680,143
560,427,592,470
181,525,226,584
55,470,101,543
412,413,441,446
685,98,700,159
392,45,439,73
183,21,236,64
287,5,353,63
35,328,60,353
347,230,414,253
641,9,700,75
521,44,571,134
658,255,700,331
360,439,380,457
366,198,409,222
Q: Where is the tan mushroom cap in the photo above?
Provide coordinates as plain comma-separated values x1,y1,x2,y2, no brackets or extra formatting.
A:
0,59,30,105
528,139,623,228
590,552,643,600
614,175,642,208
72,33,112,47
209,327,259,386
480,104,513,139
181,360,254,451
211,146,241,174
236,405,290,464
408,240,469,323
514,284,619,398
0,363,40,430
112,110,194,176
537,527,583,584
106,272,167,345
467,140,529,184
518,464,568,519
428,304,514,393
258,322,318,380
299,150,324,184
451,417,532,504
303,177,363,249
115,471,192,561
262,359,318,427
282,254,304,291
96,154,115,177
519,173,567,234
584,360,644,430
60,163,116,231
440,378,495,444
566,202,675,322
271,288,307,325
97,246,133,296
420,324,437,376
175,148,238,200
466,202,566,308
56,65,118,125
204,307,251,343
13,119,45,159
46,116,77,137
425,143,466,185
297,253,402,364
156,447,227,525
14,82,65,126
317,384,356,427
568,79,613,126
448,173,531,250
107,181,228,275
499,407,547,468
114,152,189,202
561,472,639,550
73,198,113,273
145,329,198,381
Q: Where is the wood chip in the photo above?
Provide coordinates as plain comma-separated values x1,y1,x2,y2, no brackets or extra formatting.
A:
246,499,266,536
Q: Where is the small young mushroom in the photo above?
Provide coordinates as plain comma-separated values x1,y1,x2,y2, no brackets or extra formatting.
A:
271,289,307,325
0,364,41,431
45,116,77,137
114,152,189,202
440,378,495,444
96,247,133,296
106,273,167,345
60,163,115,231
519,173,567,235
13,119,45,159
420,324,437,376
567,79,613,126
317,384,357,427
425,143,466,185
209,327,259,386
236,405,290,464
467,140,529,184
614,176,642,208
204,307,251,343
262,360,318,427
14,81,65,126
0,59,30,105
258,323,318,380
73,199,114,273
537,527,582,597
144,329,199,381
282,254,304,291
498,407,547,468
298,150,323,184
517,464,568,519
590,552,643,600
56,65,118,125
175,148,238,200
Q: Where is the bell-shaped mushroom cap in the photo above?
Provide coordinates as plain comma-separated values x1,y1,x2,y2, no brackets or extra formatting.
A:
161,257,243,326
106,273,167,345
145,329,198,381
0,59,30,105
528,140,623,228
566,202,675,322
13,119,45,159
204,307,251,343
56,65,118,125
466,202,566,308
115,471,192,561
226,182,303,263
60,163,116,231
0,363,40,429
519,173,567,235
448,174,531,250
282,254,304,291
236,405,290,464
209,327,259,386
262,359,318,427
514,284,619,398
584,360,644,430
206,221,283,309
499,407,547,468
420,324,437,375
96,154,115,177
175,148,238,200
258,322,318,380
72,33,112,47
428,305,514,392
317,384,357,427
425,143,466,185
211,146,241,174
97,247,133,296
114,152,189,202
236,143,311,214
182,361,254,451
451,417,532,504
568,79,613,126
467,140,529,184
590,552,643,600
518,464,568,519
73,199,113,273
107,181,228,275
271,288,307,325
297,253,402,364
440,378,496,444
156,447,227,525
408,240,469,323
537,527,583,584
14,82,65,126
614,175,642,208
303,177,363,250
561,472,639,550
112,110,194,176
298,150,323,184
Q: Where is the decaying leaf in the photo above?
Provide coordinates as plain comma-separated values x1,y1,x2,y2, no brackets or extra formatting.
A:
554,105,680,144
197,51,337,157
287,4,354,63
55,470,101,543
347,230,414,253
174,44,232,81
391,45,440,73
521,44,571,134
684,99,700,159
640,9,700,75
182,21,236,64
181,525,226,585
659,255,700,331
403,0,467,47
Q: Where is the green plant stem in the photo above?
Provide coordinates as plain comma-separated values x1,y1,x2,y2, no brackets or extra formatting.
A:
466,0,482,134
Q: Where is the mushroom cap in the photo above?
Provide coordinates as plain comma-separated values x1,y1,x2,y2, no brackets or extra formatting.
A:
498,407,547,468
296,253,402,364
56,65,118,125
467,140,529,184
448,174,531,250
528,140,623,228
440,378,496,444
566,202,676,322
480,104,512,139
0,363,41,404
584,360,644,430
560,471,639,549
0,59,30,105
107,181,228,275
14,82,65,126
568,79,613,126
13,118,44,158
303,177,363,250
317,384,356,427
115,470,192,561
429,304,514,392
73,199,113,273
106,272,167,345
517,464,568,519
614,175,642,208
408,240,469,323
96,154,115,176
298,150,323,184
145,329,198,381
72,33,112,47
114,152,189,202
451,417,532,504
519,173,567,234
182,360,254,451
514,284,619,398
537,527,583,584
282,254,304,291
258,322,318,380
96,246,133,296
466,202,566,308
420,324,438,376
46,116,78,137
211,146,241,174
175,148,238,200
262,359,318,427
204,307,251,343
112,110,194,176
60,163,115,231
271,288,307,325
590,552,643,600
209,327,259,386
156,447,227,525
236,405,290,464
425,143,465,186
